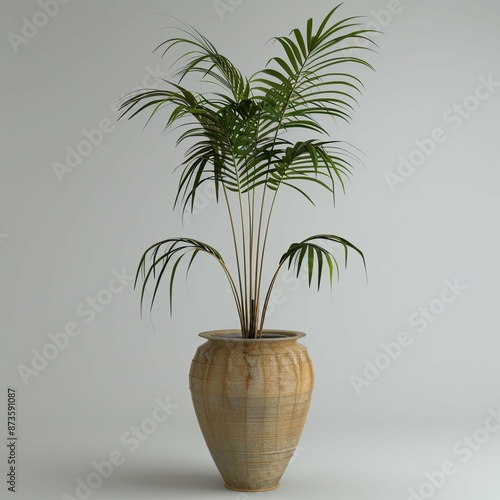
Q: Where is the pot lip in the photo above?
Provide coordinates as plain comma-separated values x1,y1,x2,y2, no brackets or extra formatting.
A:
199,329,306,342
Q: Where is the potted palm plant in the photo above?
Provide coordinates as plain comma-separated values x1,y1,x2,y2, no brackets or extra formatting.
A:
120,4,375,492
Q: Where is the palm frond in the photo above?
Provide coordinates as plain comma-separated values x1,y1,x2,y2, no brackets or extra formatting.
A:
264,139,360,203
258,233,366,335
135,237,241,320
251,5,377,135
155,23,248,101
279,234,366,289
119,85,249,213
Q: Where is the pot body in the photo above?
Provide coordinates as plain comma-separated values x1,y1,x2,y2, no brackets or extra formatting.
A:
189,329,314,492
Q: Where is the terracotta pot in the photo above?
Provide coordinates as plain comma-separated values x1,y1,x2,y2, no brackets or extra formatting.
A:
189,329,314,491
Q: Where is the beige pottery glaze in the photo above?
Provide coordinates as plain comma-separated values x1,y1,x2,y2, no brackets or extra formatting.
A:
189,329,314,491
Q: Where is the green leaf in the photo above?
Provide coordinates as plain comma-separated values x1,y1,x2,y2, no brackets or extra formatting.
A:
135,237,229,316
307,245,314,287
278,234,366,290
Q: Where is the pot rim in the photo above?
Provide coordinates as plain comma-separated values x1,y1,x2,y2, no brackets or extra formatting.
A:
199,329,306,342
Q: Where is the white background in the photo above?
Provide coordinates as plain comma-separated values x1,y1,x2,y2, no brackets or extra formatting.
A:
1,0,500,499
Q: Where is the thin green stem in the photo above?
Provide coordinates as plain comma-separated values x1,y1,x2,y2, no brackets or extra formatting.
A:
247,190,254,336
229,151,248,337
255,188,279,333
221,185,246,332
257,261,284,337
218,259,246,333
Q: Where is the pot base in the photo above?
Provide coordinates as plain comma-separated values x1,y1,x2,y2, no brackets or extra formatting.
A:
224,483,280,492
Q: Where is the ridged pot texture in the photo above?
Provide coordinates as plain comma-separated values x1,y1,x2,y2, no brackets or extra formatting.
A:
189,329,314,492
